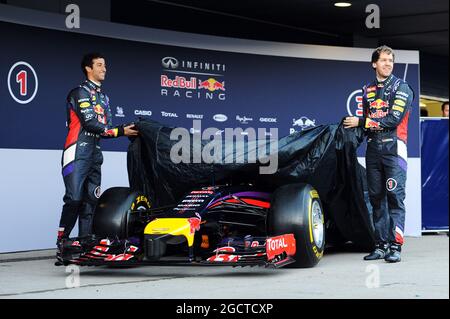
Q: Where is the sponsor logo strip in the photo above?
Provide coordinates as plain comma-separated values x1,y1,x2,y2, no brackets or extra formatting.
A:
394,99,406,107
79,102,91,108
393,105,404,112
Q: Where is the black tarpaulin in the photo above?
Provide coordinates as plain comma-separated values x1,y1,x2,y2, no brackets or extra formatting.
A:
127,119,375,249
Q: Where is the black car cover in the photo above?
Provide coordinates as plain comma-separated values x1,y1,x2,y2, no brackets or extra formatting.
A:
127,119,375,249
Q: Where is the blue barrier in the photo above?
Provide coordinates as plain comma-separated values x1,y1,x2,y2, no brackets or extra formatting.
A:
421,118,449,231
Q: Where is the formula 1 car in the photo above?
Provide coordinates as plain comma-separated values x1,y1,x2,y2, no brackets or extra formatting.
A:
57,183,325,268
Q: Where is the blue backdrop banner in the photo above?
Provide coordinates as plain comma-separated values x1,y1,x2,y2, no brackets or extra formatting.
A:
421,118,449,230
0,21,420,158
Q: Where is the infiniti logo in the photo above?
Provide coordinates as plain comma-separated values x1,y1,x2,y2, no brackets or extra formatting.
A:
162,57,179,69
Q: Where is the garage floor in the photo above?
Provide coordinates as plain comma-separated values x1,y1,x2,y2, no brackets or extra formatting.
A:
0,235,448,299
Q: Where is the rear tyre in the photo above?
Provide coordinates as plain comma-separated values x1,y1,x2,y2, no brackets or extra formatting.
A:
92,187,151,239
268,183,325,268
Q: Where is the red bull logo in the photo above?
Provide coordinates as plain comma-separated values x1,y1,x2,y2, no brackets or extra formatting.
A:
161,75,196,89
198,78,225,92
370,99,387,110
188,217,201,235
93,104,104,115
370,109,388,119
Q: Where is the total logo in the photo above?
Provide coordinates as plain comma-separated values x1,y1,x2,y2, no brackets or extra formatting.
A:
290,116,316,134
267,237,288,251
236,115,253,124
346,89,364,116
161,111,178,118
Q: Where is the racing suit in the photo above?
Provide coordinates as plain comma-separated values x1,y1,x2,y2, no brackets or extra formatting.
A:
58,79,124,239
359,74,414,251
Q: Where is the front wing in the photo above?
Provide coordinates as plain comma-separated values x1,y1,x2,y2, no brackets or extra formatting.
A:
57,234,296,269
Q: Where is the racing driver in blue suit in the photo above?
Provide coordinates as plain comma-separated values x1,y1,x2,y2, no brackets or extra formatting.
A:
56,53,138,264
344,45,414,263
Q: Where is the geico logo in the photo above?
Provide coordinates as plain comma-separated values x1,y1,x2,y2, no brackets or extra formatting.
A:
259,118,277,123
134,110,152,116
267,238,287,251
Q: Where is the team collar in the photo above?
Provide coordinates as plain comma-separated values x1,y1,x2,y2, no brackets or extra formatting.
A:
376,74,393,87
85,79,102,92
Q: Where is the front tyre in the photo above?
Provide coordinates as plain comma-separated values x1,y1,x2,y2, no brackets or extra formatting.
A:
268,183,325,268
92,187,151,239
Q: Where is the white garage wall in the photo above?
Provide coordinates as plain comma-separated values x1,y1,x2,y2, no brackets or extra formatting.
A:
0,149,128,253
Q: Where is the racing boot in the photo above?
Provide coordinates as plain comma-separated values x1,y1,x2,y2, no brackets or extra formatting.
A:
55,228,65,266
385,243,401,263
363,242,389,260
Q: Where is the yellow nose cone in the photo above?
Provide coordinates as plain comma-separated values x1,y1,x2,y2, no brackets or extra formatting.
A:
144,218,200,247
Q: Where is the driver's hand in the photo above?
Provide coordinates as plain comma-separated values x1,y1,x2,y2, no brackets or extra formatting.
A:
343,116,360,129
124,124,139,136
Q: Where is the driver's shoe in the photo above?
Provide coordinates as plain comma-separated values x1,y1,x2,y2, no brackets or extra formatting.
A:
363,242,389,260
55,238,64,266
384,243,402,263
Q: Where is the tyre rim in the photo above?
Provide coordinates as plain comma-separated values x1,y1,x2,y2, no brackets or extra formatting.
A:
312,200,324,248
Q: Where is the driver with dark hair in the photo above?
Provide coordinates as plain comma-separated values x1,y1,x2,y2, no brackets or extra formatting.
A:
56,53,138,261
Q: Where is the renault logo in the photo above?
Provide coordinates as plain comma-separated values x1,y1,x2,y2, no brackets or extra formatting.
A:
162,57,179,69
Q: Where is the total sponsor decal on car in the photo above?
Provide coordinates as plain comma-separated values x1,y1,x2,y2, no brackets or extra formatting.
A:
265,234,296,261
